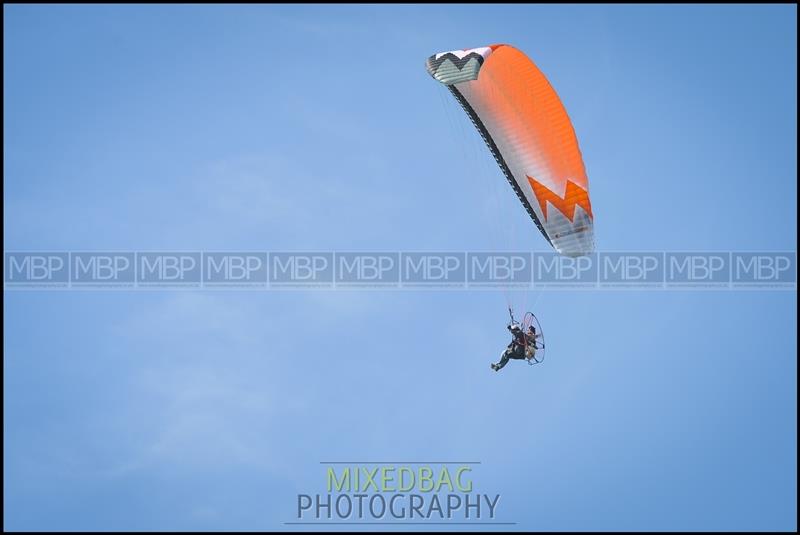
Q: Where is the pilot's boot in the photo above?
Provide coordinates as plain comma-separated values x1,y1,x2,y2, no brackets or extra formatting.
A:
492,352,510,372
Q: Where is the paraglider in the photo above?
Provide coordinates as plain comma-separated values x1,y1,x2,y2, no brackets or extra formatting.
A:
491,309,545,372
426,44,593,369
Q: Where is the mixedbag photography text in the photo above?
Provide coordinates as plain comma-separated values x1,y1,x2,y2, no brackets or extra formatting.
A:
296,464,501,521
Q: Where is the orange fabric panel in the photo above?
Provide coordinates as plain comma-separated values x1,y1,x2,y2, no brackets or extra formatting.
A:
471,45,589,196
528,176,593,222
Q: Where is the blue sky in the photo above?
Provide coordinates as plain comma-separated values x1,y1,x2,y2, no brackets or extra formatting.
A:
3,4,797,531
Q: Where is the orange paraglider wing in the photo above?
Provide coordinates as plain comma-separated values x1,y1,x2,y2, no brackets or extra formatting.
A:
427,44,594,256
